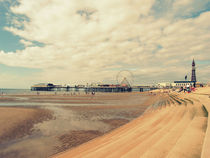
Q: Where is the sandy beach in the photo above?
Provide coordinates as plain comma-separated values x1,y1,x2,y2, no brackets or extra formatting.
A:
0,92,157,158
53,87,210,158
2,88,209,158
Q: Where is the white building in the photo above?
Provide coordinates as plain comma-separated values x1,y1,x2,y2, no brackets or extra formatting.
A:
157,82,171,88
173,81,194,87
157,81,195,88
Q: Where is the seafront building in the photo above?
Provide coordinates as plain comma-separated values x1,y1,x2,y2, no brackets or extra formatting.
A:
157,82,171,88
175,59,197,87
158,59,198,88
172,81,194,87
191,59,196,82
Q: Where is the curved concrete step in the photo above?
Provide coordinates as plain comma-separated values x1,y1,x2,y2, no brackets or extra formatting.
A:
120,106,187,158
166,105,207,158
140,105,195,158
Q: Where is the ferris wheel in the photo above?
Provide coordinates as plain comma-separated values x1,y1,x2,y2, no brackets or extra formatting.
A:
116,70,134,87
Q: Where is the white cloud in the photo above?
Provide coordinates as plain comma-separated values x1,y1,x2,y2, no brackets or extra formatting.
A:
0,0,209,87
19,39,33,46
173,0,192,8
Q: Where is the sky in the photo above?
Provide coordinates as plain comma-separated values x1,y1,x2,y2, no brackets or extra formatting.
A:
0,0,209,88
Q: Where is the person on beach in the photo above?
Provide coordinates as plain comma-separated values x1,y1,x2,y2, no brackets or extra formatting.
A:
184,86,186,93
187,85,191,93
191,86,196,91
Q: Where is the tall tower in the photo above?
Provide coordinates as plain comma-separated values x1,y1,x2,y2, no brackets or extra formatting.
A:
191,59,196,83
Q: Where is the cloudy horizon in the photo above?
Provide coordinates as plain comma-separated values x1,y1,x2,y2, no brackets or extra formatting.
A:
0,0,209,88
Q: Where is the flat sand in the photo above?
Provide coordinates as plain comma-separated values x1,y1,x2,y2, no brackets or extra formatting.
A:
53,87,210,158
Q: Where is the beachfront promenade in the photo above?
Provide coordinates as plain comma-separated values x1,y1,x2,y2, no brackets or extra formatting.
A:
198,88,210,158
54,87,210,158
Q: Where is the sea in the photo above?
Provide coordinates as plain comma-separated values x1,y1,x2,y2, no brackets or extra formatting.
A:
0,89,31,94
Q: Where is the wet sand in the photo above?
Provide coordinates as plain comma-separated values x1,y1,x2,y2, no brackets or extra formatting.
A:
0,107,53,143
53,87,210,158
0,92,157,158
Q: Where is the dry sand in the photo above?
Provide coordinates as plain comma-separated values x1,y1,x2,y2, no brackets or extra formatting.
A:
53,87,210,158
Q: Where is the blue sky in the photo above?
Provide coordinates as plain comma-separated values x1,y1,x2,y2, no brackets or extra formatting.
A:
0,0,42,88
151,0,210,18
0,3,23,52
0,0,209,88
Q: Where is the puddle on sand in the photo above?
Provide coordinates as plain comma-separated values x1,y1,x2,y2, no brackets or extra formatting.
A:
34,106,110,136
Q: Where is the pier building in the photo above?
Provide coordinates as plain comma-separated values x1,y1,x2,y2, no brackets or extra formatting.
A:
31,83,55,91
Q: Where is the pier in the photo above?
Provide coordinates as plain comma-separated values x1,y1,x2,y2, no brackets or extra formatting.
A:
31,83,156,92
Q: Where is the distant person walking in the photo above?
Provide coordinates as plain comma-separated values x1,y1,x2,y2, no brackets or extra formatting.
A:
186,85,191,93
184,86,186,93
